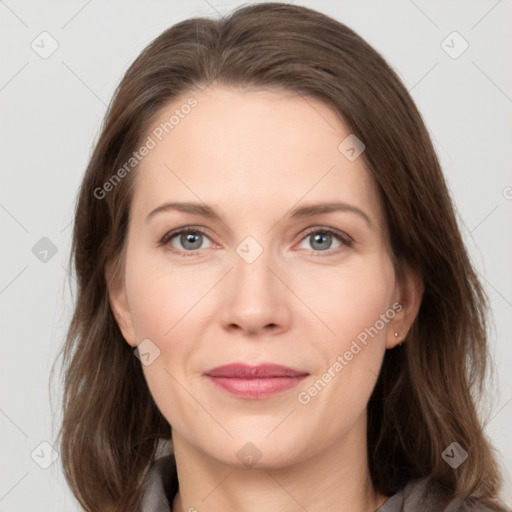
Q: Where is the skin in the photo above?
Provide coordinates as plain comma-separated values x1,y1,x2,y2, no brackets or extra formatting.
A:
108,85,423,512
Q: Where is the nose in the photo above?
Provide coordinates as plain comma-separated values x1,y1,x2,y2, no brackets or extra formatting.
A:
218,245,292,337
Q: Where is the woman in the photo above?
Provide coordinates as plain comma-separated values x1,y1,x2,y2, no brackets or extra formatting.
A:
56,3,510,511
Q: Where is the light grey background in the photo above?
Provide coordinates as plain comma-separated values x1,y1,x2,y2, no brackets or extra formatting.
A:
1,1,511,510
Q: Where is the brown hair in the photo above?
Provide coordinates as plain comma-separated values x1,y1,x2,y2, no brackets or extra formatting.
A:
53,3,508,511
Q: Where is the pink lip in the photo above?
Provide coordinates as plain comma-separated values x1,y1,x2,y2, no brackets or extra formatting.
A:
204,363,309,399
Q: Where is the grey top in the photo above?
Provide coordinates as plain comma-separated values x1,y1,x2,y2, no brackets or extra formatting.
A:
140,455,510,512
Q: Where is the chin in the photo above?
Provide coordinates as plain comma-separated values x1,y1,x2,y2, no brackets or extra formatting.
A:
204,434,309,470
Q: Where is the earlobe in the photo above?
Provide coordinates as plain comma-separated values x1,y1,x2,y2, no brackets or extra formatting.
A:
386,314,405,349
386,266,424,349
106,260,137,347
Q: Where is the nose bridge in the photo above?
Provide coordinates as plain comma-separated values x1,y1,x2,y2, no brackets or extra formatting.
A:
232,235,279,303
219,234,291,334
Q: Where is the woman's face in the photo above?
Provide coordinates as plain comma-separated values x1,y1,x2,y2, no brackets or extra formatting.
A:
110,85,418,468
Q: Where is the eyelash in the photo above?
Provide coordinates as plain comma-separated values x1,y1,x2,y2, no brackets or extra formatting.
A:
157,226,353,258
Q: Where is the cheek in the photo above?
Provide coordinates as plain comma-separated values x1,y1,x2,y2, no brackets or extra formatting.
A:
293,253,395,350
124,245,203,341
123,247,216,389
292,254,395,419
123,249,208,428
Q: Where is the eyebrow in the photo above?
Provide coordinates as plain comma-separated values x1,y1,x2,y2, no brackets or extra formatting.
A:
146,201,372,228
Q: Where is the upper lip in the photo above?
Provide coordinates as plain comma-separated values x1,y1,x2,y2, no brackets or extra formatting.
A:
204,363,309,378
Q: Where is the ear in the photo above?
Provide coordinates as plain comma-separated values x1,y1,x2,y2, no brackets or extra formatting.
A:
385,264,424,349
106,258,137,347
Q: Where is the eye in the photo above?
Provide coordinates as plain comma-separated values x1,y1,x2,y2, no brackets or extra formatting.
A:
158,226,353,257
158,227,213,256
296,227,352,255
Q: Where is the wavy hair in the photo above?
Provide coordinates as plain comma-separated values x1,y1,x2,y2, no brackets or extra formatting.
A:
53,3,507,511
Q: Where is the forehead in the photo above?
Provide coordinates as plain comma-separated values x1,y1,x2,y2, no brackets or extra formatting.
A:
131,85,381,227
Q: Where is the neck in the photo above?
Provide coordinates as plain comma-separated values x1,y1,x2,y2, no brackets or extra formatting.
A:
170,415,388,512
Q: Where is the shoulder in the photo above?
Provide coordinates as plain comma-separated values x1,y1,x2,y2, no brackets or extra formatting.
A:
140,455,178,512
376,477,511,512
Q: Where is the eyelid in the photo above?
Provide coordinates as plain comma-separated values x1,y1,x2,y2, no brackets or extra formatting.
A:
299,226,352,245
157,226,214,253
157,225,353,256
293,226,353,255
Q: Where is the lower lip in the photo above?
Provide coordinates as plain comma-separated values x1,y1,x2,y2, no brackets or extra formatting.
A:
206,376,307,399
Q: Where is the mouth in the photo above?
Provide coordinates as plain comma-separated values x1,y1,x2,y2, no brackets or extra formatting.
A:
204,363,309,399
